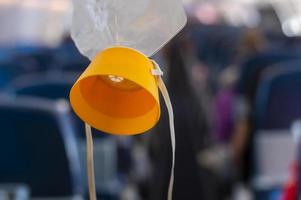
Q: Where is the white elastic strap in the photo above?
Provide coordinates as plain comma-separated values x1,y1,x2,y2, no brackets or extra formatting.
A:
85,123,97,200
157,77,176,200
152,61,176,200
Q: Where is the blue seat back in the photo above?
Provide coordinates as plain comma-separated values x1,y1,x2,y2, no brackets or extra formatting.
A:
0,61,25,89
6,72,77,98
52,39,89,72
12,46,54,71
255,64,301,129
15,81,72,99
0,97,82,197
6,72,107,138
237,51,301,102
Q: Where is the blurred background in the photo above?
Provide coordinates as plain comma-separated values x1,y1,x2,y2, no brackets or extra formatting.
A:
1,0,301,199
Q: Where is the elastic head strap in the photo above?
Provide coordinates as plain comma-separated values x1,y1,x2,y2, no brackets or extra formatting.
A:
85,123,97,200
152,60,176,200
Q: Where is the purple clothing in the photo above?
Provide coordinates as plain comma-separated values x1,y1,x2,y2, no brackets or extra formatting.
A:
213,89,235,143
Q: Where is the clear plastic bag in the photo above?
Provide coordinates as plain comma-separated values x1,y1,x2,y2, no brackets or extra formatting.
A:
71,0,187,59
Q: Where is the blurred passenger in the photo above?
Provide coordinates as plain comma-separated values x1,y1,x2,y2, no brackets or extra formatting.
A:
235,28,266,62
148,23,229,200
230,29,267,181
213,28,265,142
212,28,267,180
213,66,238,143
